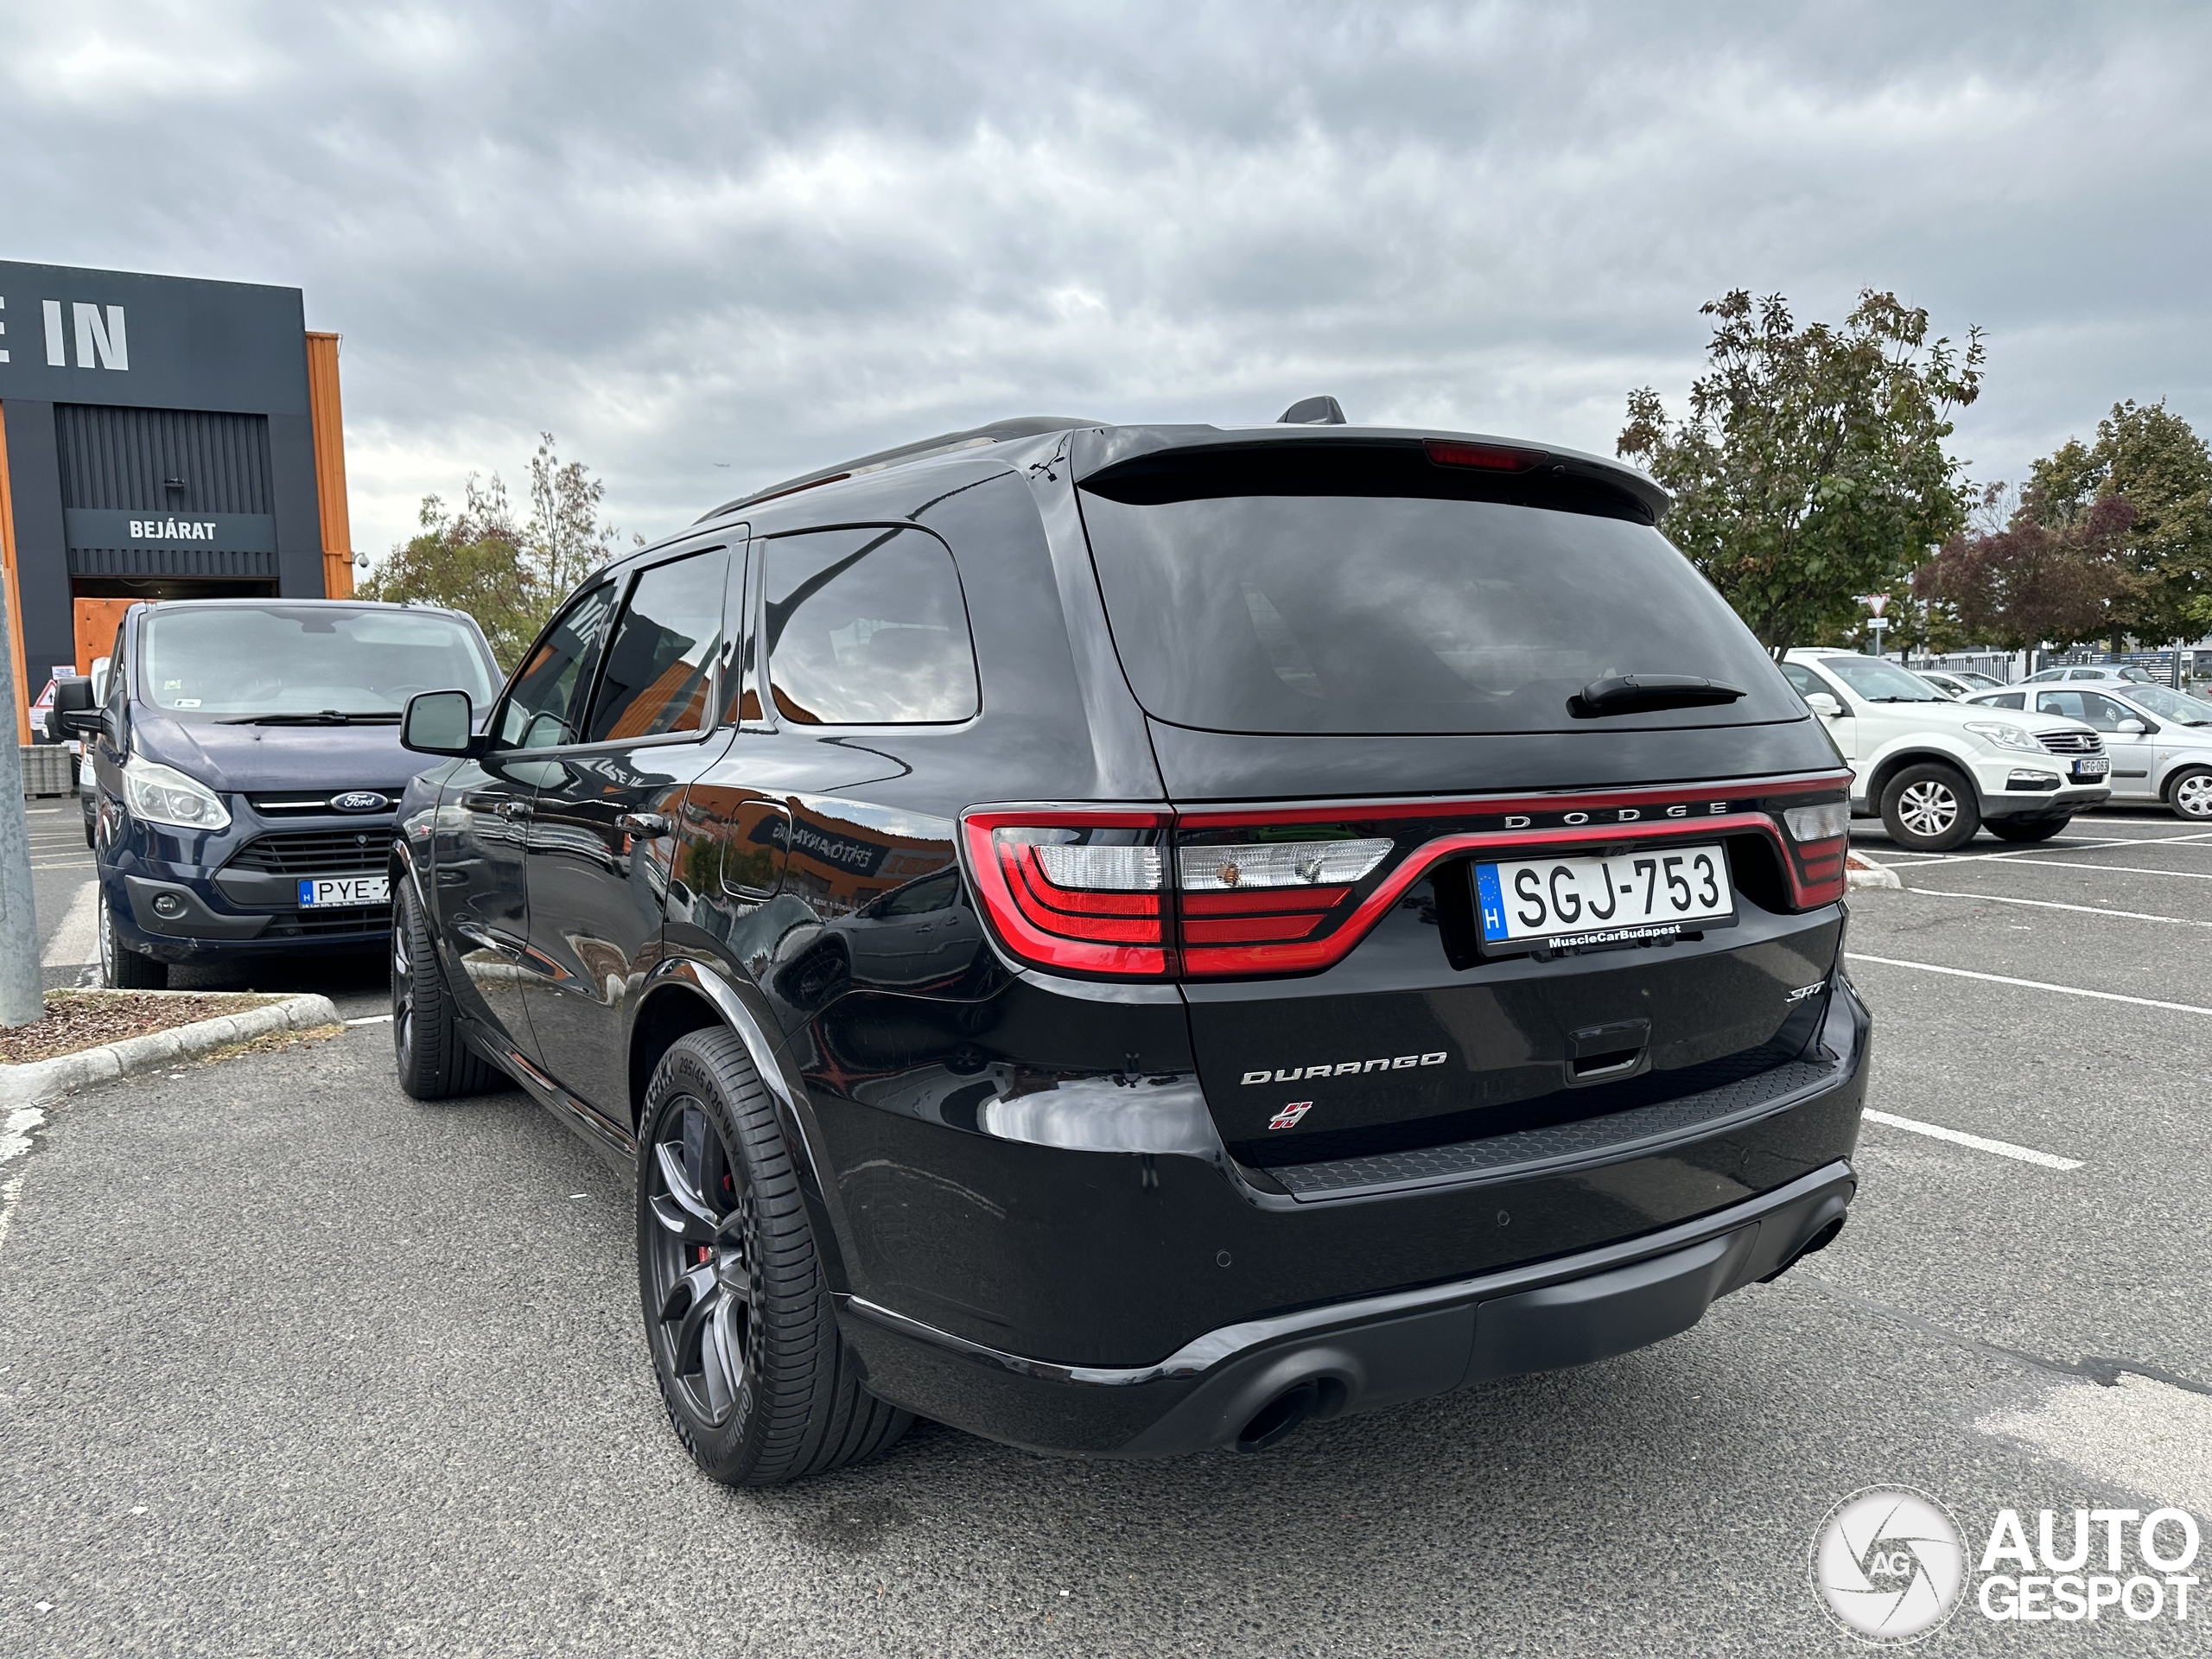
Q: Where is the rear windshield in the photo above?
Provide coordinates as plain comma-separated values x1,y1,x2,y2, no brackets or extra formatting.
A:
140,607,499,718
1077,461,1796,735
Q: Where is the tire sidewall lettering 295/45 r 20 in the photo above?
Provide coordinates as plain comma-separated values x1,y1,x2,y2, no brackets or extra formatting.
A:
636,1029,909,1487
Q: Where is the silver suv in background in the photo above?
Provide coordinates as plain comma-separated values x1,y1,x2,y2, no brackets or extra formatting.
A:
1781,650,2109,850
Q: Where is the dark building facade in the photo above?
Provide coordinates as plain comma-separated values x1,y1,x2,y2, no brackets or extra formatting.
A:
0,261,353,741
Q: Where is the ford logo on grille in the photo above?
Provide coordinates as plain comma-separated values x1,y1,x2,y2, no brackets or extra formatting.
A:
330,791,391,813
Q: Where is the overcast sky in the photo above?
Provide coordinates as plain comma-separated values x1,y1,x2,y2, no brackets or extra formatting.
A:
5,1,2209,563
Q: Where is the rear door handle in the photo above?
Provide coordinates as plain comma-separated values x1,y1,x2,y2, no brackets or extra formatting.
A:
618,811,671,837
460,792,531,820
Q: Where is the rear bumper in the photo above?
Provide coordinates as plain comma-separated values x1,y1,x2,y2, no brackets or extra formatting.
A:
839,1158,1853,1457
830,976,1871,1457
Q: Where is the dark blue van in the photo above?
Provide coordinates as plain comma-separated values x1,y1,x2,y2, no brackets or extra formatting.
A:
68,598,499,988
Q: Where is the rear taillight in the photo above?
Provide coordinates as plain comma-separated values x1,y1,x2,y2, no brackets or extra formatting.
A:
961,813,1173,977
963,782,1851,981
1174,836,1392,966
1778,799,1849,906
963,813,1397,979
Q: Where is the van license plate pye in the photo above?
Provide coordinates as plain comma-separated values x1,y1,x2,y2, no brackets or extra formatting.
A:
296,875,389,908
1475,843,1732,950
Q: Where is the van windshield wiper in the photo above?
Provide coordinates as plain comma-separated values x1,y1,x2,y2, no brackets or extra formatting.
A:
219,710,403,725
1571,675,1746,717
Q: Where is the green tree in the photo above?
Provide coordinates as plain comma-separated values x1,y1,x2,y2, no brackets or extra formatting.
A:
2025,399,2212,646
1618,289,1985,654
359,434,626,668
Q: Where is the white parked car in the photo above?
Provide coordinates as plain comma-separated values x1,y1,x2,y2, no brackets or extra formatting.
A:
1782,649,2110,850
2020,664,2162,686
1911,668,2003,699
1967,681,2212,821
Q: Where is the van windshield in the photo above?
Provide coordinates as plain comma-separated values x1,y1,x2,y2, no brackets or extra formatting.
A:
1077,461,1796,735
140,607,499,719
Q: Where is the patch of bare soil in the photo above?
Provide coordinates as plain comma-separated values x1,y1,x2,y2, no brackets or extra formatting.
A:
0,990,283,1065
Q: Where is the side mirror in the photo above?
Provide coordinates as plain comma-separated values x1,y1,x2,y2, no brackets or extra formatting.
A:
2115,719,2148,735
402,690,481,757
48,676,97,741
1804,692,1843,718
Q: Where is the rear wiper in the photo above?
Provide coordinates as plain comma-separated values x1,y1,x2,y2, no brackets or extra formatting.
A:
1571,675,1746,718
221,709,403,725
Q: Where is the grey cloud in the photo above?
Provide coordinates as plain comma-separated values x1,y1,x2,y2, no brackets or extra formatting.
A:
3,1,2208,558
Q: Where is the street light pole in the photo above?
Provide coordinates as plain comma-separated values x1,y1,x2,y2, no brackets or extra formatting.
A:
0,580,43,1027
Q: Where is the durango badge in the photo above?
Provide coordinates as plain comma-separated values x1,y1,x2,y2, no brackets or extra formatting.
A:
1268,1102,1314,1130
1242,1052,1448,1084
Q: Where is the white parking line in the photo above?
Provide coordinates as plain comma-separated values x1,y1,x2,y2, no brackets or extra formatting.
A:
1898,886,2212,928
40,882,99,967
345,1014,393,1026
1861,1109,2083,1170
1909,855,2212,882
1846,952,2212,1015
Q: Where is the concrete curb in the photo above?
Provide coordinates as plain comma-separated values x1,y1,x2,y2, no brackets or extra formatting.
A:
0,993,342,1108
1846,852,1903,891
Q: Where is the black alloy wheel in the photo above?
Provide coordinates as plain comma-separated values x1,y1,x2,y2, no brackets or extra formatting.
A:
1986,816,2071,843
98,887,167,988
2169,766,2212,822
391,880,499,1099
1878,761,1982,852
638,1030,909,1486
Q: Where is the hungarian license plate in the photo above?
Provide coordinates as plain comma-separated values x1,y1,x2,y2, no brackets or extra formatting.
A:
1474,843,1732,951
296,874,390,908
2072,757,2109,780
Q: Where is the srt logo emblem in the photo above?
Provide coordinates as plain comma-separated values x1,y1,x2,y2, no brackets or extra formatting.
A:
330,791,391,812
1268,1102,1313,1131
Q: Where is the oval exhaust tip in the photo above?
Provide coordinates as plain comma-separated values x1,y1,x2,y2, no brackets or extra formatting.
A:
1235,1379,1321,1453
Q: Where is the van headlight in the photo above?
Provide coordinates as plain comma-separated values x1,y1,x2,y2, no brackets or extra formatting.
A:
1963,720,2043,754
121,754,232,830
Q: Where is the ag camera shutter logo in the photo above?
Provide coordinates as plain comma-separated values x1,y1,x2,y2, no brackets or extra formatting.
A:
1809,1486,1967,1643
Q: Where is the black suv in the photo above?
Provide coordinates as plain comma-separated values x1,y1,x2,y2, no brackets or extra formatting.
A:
390,416,1867,1485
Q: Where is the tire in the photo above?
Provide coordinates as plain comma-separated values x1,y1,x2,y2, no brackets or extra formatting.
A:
98,886,168,989
638,1029,910,1487
1986,816,2070,843
1878,762,1982,852
2169,766,2212,822
391,878,501,1099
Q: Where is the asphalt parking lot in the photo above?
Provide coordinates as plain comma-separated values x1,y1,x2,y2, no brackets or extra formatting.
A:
4,806,2209,1655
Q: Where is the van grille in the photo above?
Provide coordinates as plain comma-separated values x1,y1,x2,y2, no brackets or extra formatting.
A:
245,791,401,817
225,830,393,876
2037,730,2103,755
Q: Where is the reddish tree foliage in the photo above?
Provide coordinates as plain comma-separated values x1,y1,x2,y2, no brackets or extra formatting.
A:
1912,491,2133,652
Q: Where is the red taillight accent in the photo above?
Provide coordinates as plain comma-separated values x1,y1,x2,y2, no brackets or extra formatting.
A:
1424,438,1545,473
961,812,1173,978
961,776,1852,982
1782,836,1847,907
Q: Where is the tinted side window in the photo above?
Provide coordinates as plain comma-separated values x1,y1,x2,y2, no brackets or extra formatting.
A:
1780,663,1830,701
585,550,729,742
765,527,978,725
498,582,619,748
1982,691,2025,709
